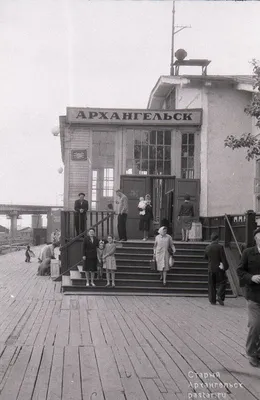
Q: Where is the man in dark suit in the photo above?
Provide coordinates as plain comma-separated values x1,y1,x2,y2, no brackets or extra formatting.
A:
237,227,260,368
205,233,229,306
74,193,89,236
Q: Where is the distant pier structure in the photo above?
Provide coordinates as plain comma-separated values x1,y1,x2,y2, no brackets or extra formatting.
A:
0,204,63,242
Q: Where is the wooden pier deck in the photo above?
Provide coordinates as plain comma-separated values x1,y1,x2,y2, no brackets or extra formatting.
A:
0,247,259,399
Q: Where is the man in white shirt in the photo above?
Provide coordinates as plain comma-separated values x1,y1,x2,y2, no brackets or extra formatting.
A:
116,189,128,241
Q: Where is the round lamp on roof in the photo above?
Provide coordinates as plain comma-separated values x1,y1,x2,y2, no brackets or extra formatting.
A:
52,126,60,136
57,167,63,174
175,49,187,61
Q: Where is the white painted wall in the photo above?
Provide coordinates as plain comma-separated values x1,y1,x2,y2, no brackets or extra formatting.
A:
206,87,254,215
64,126,90,210
175,87,202,109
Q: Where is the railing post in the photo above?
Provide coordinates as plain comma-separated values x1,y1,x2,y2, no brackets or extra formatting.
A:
224,215,232,247
111,213,114,237
207,218,211,241
61,211,66,247
60,211,68,274
245,210,257,248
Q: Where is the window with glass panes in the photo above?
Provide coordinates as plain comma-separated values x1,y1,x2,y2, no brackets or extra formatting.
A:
181,133,195,179
103,168,114,197
126,130,171,175
91,170,98,210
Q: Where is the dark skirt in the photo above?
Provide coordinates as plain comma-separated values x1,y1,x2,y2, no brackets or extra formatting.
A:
139,216,151,232
180,216,192,231
83,258,98,272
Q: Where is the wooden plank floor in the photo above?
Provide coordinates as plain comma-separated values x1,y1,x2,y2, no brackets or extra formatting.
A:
0,247,259,399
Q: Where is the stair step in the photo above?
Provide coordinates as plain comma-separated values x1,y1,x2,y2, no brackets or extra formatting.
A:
117,266,208,273
63,291,235,297
116,253,205,261
63,284,232,294
79,266,210,274
116,259,208,266
118,240,209,246
116,247,206,253
62,275,233,296
70,272,231,290
79,271,209,280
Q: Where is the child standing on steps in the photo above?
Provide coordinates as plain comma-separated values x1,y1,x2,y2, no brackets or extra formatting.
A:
103,235,117,287
97,240,105,279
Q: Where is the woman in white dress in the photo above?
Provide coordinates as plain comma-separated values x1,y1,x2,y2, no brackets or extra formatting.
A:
103,235,117,287
153,226,176,286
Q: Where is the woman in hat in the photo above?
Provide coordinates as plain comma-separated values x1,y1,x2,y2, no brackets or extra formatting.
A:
153,226,176,286
178,194,194,242
74,192,89,236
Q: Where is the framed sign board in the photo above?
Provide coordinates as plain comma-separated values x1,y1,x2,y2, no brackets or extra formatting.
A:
71,149,87,161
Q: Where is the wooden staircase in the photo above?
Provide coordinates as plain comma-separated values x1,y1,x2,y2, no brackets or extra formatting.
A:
62,240,235,297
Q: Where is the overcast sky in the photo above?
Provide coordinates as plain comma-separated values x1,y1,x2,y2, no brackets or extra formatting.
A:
0,0,259,227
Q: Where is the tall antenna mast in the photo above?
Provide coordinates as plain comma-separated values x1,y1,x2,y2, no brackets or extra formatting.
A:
170,1,191,76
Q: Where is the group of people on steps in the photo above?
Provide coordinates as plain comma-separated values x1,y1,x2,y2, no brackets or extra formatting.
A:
82,229,117,287
81,225,176,287
73,191,195,243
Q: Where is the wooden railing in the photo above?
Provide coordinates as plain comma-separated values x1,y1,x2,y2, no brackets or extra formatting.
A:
224,214,242,256
200,210,258,248
200,211,258,297
200,212,256,247
61,211,115,244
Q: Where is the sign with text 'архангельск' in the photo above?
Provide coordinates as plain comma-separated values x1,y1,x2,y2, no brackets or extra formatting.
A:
66,108,202,126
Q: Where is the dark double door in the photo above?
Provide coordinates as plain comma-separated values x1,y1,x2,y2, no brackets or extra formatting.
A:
120,175,200,240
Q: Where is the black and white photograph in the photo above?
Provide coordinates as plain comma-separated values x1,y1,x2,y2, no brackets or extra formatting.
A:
0,0,260,398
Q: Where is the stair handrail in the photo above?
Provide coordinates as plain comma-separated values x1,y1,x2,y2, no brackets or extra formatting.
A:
60,211,115,250
224,214,242,256
53,260,82,282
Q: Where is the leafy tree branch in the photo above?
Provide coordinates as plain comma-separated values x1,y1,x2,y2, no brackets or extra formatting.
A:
225,60,260,160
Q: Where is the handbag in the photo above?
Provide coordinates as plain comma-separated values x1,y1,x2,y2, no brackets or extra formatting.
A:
169,255,174,268
150,258,157,271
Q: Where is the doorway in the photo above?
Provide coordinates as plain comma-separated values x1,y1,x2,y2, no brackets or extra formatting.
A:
120,175,200,239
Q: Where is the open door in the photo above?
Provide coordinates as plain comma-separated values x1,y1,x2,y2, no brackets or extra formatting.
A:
120,175,151,239
152,177,175,233
120,175,200,240
173,178,200,239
